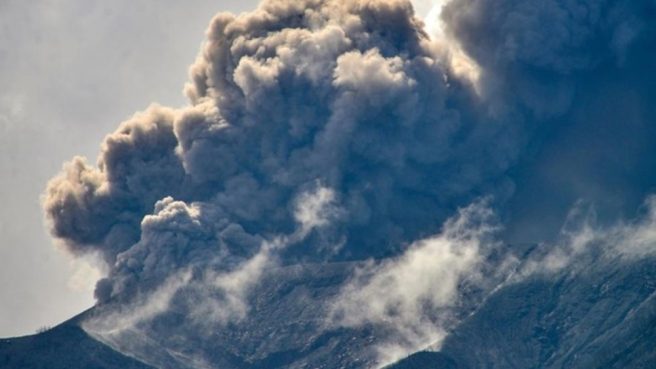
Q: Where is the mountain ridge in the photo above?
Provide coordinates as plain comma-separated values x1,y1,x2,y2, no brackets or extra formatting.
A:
3,253,655,369
0,309,154,369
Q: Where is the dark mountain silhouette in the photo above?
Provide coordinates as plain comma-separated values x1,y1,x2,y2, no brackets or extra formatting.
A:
0,310,153,369
390,253,656,369
3,252,656,369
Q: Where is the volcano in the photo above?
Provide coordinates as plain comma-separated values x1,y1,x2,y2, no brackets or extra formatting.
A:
4,0,656,367
3,249,656,369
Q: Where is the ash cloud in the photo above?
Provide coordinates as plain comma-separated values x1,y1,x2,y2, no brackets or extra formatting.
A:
440,0,656,242
44,0,521,304
44,105,185,264
40,0,656,367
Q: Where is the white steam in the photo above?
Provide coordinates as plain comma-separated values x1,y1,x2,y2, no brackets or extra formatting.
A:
330,200,500,365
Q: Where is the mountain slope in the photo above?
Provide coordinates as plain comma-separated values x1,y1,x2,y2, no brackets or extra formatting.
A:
3,253,655,369
386,351,458,369
391,254,656,369
0,311,153,369
82,262,382,369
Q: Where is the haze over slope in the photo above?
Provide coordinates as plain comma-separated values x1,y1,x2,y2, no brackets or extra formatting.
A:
34,0,656,367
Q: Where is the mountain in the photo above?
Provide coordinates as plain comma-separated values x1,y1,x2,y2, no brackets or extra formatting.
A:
390,253,656,369
0,262,386,369
86,262,392,369
0,310,153,369
386,351,458,369
3,252,655,369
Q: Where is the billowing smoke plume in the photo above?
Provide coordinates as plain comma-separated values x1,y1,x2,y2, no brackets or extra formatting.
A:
44,0,519,304
41,0,656,367
440,0,656,241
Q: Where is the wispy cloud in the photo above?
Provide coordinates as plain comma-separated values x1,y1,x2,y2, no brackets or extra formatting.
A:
329,200,500,365
521,196,656,277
